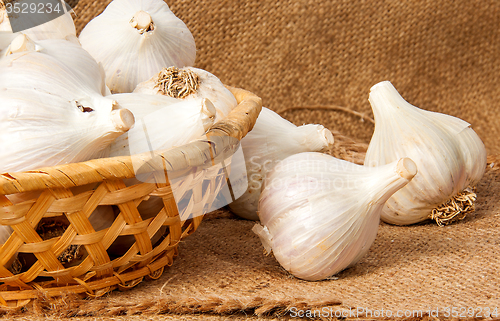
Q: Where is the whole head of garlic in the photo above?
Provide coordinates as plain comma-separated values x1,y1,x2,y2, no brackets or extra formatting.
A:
79,0,196,93
133,66,237,121
2,34,110,96
105,93,216,158
253,152,417,281
364,81,487,226
0,37,134,173
228,107,334,220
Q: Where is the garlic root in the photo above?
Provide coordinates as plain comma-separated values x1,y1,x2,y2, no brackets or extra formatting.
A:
429,186,477,226
154,66,200,98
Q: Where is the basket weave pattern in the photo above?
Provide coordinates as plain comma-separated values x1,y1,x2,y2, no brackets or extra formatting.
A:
0,87,262,308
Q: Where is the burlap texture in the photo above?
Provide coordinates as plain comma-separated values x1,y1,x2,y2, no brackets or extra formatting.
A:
5,0,500,319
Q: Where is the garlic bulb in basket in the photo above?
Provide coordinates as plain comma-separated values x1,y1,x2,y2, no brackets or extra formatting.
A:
0,40,134,173
364,81,487,226
253,153,417,281
0,7,76,50
133,66,237,121
228,107,334,220
2,34,110,96
106,93,216,157
79,0,196,93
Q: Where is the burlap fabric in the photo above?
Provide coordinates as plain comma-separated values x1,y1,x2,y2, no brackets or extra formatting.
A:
2,0,499,319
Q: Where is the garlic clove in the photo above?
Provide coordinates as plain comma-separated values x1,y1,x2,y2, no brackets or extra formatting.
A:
255,153,416,281
365,81,487,226
228,107,335,220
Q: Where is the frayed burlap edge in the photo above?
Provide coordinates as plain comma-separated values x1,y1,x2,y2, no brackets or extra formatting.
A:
0,291,341,318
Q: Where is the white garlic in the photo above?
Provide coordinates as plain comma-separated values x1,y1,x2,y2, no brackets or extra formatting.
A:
228,107,334,220
79,0,196,93
105,93,216,158
2,34,110,96
0,8,76,50
133,66,237,121
0,41,134,173
253,153,417,281
364,81,487,226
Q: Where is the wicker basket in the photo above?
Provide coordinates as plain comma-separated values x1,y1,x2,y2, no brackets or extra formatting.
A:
0,86,262,308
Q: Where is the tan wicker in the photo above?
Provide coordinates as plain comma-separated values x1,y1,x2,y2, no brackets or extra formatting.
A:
0,86,262,308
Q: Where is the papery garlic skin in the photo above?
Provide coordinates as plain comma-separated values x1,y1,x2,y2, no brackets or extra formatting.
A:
229,107,334,220
79,0,196,93
254,153,417,281
364,81,487,226
3,35,110,96
133,67,237,121
0,45,134,173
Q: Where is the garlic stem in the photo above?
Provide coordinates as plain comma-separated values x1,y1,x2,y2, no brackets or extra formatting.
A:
256,154,417,280
111,108,135,132
365,81,487,226
201,98,216,131
130,10,154,33
4,34,36,55
397,157,418,180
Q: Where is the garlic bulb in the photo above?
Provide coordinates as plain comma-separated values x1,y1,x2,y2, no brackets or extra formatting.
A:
133,66,237,121
228,107,334,220
2,34,110,96
364,81,487,226
105,93,216,157
0,41,134,173
0,7,76,50
253,153,417,281
79,0,196,93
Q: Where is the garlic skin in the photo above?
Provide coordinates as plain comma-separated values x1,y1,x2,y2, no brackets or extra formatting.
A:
364,81,487,226
105,93,216,157
254,153,417,281
2,35,110,96
0,44,134,173
228,107,334,220
133,67,237,121
0,10,76,50
79,0,196,93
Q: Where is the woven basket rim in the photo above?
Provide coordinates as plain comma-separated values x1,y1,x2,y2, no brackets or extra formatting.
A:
0,86,262,196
